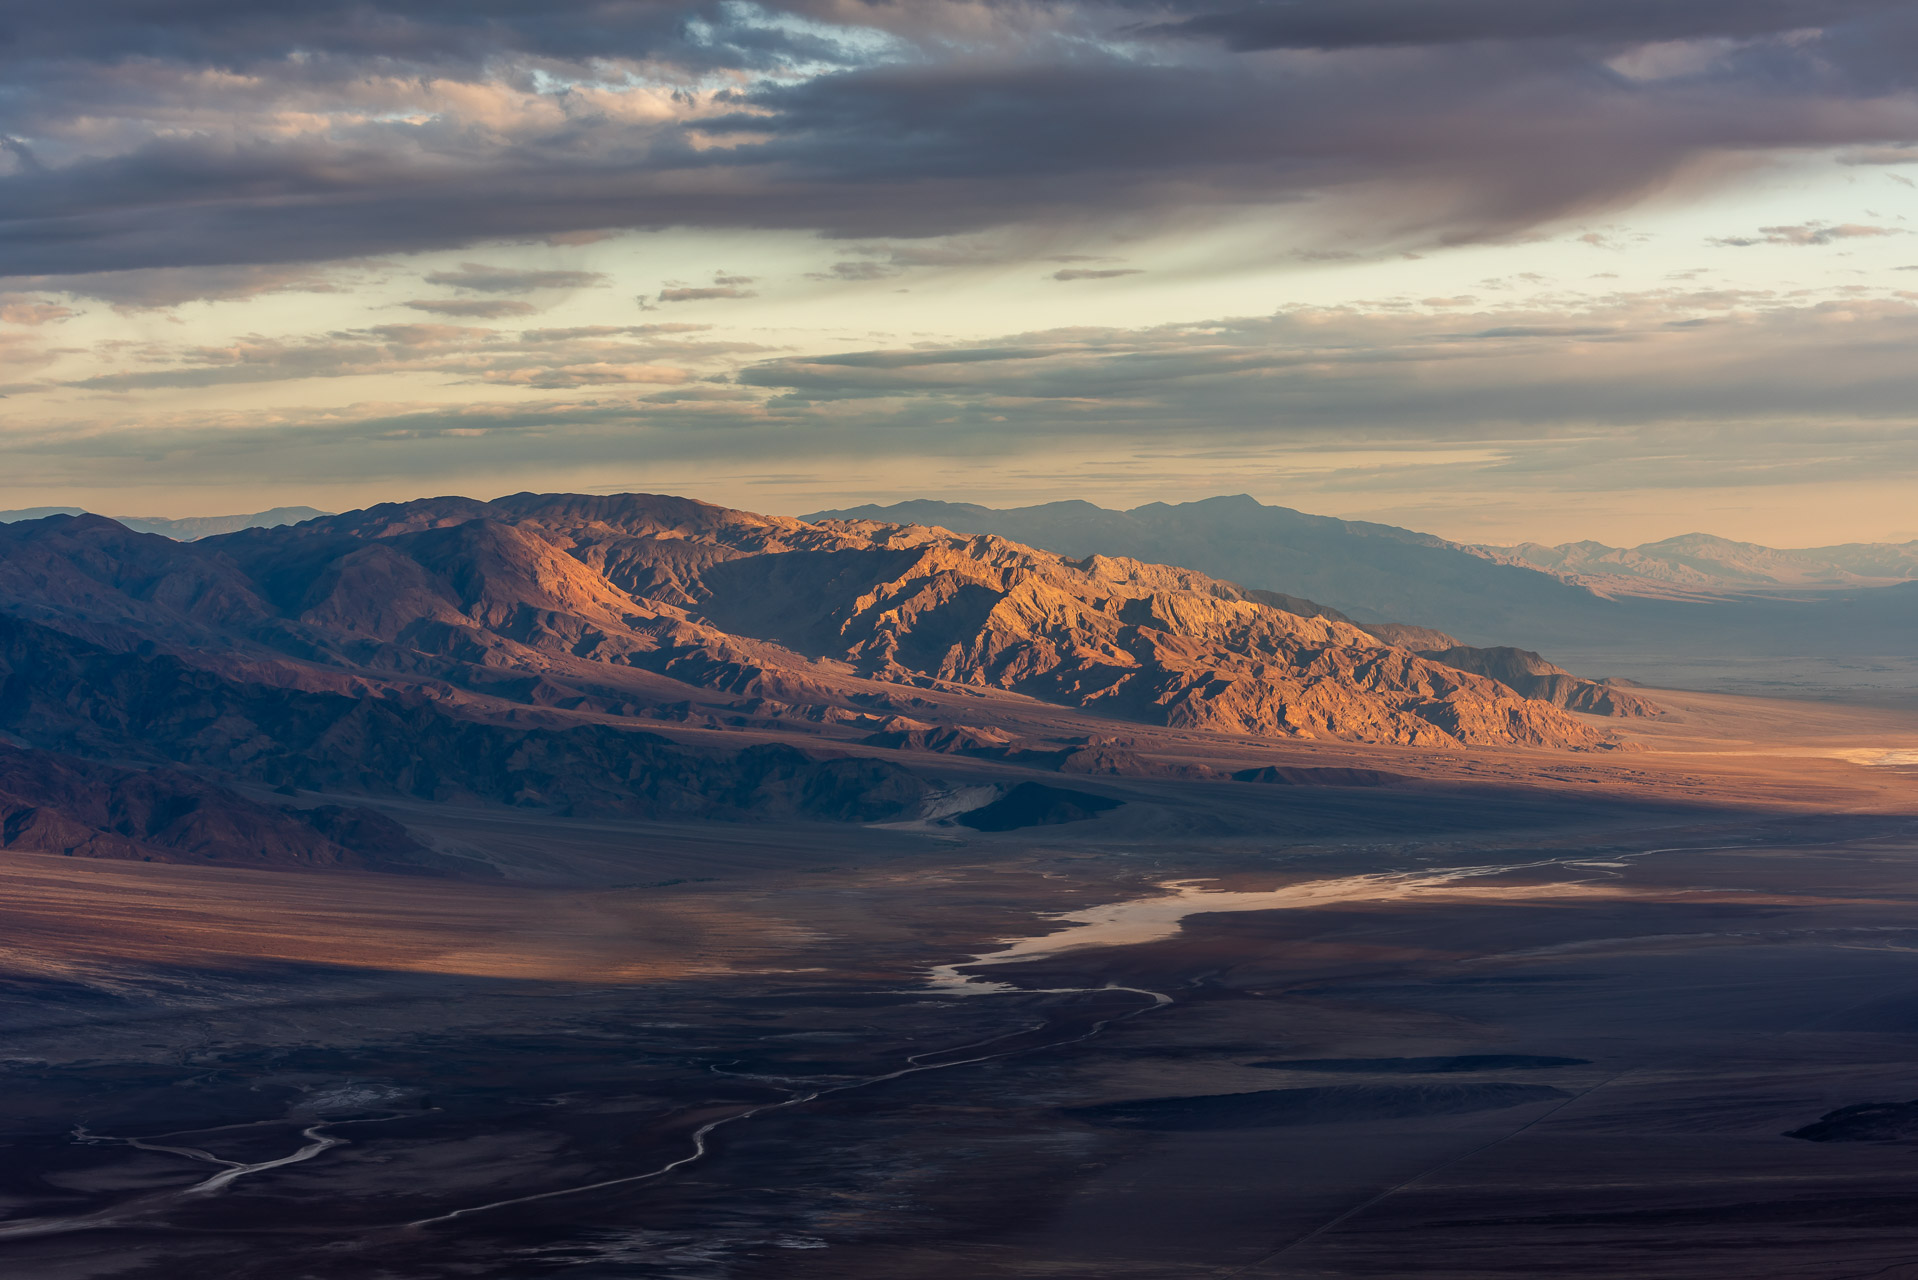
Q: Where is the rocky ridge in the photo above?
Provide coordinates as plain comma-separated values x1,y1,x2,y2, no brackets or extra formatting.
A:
0,494,1618,752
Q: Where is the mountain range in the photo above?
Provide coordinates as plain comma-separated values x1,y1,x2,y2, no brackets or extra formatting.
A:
812,496,1592,637
1476,533,1918,596
0,505,329,541
812,497,1918,695
0,493,1662,868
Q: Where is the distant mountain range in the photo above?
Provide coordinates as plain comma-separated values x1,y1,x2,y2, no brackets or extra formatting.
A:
0,505,328,541
1475,533,1918,596
0,495,1616,753
811,497,1918,698
811,496,1594,634
13,489,1918,870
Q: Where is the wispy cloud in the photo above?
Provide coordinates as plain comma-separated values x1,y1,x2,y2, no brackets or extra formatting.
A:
18,288,1918,509
0,293,74,325
1711,222,1904,247
420,263,609,293
57,320,764,393
402,299,540,318
657,272,759,303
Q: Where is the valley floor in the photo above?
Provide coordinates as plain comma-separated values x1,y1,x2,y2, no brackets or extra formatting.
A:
4,690,1918,1279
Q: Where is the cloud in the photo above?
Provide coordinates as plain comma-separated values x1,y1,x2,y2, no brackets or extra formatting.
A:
1839,146,1918,165
14,289,1918,519
521,323,711,342
1,135,45,173
807,239,1013,281
421,263,609,293
658,285,757,302
809,260,901,282
402,298,540,318
6,265,352,309
0,294,74,325
1051,267,1144,281
53,318,765,394
736,292,1918,443
1710,222,1904,246
477,363,690,388
5,1,1918,279
1138,0,1901,51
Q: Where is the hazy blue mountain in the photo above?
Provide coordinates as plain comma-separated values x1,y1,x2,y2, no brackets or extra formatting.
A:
810,496,1918,702
0,505,330,540
1479,532,1918,594
0,506,87,521
810,495,1601,638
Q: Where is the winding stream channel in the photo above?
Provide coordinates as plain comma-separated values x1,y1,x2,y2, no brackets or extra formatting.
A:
411,855,1655,1229
0,1113,409,1242
0,842,1777,1241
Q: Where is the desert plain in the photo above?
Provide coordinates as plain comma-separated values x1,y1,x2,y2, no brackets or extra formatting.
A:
5,680,1918,1280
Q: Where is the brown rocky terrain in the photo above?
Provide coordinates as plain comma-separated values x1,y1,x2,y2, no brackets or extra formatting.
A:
809,498,1918,709
1409,645,1661,717
1240,597,1657,717
0,491,1648,872
0,494,1617,755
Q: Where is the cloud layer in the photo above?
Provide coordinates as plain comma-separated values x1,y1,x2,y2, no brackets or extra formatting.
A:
13,288,1918,499
5,1,1918,282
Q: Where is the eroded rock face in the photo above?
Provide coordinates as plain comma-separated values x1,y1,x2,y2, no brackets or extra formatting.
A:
0,494,1614,750
1412,645,1661,718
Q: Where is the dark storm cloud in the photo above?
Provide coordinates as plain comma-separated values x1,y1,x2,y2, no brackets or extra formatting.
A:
3,0,1918,283
0,1,843,72
1138,0,1907,51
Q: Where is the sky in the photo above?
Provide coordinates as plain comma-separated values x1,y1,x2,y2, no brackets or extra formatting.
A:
3,0,1917,548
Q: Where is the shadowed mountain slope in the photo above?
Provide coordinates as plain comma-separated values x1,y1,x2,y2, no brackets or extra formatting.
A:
0,742,455,873
0,612,927,825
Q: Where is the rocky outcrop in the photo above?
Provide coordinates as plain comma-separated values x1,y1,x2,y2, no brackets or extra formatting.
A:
1412,645,1661,718
1232,765,1405,787
953,782,1122,831
1362,623,1461,651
